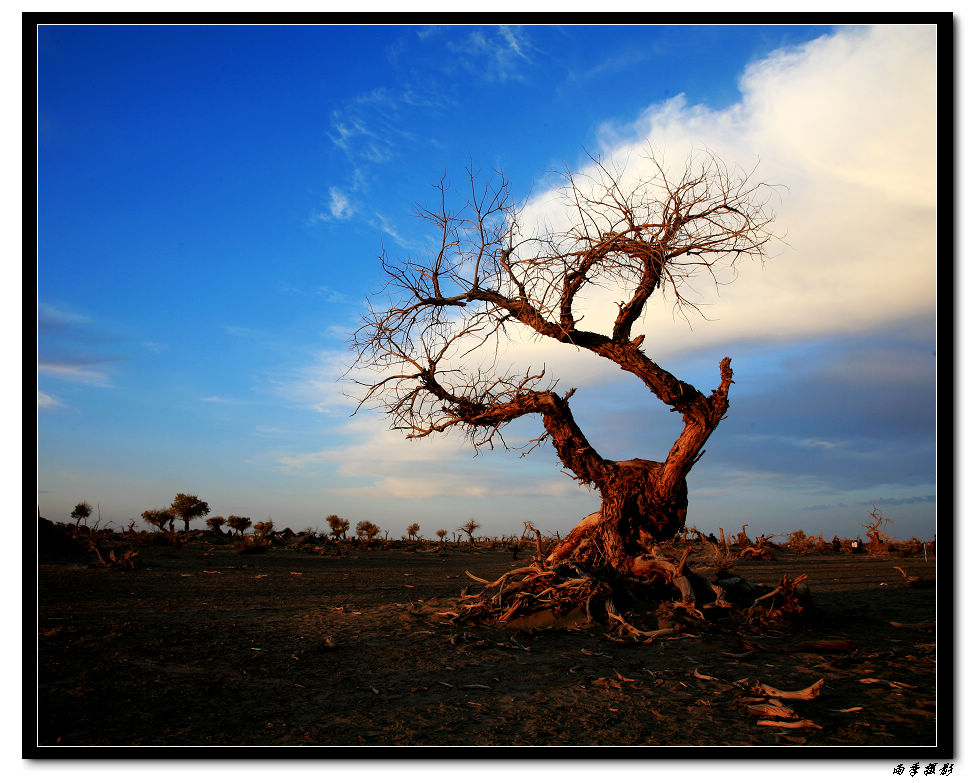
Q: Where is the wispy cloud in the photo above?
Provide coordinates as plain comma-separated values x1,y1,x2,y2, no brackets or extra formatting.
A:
222,325,264,339
37,390,64,409
804,494,936,512
270,349,353,415
273,416,592,502
367,212,415,250
327,187,354,219
446,25,533,82
317,286,351,305
740,434,849,451
37,362,111,387
37,302,119,392
37,303,91,329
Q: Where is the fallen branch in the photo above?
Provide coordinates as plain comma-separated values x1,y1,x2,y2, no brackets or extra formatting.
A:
860,677,916,690
756,678,824,701
756,719,822,730
889,619,935,630
746,702,799,720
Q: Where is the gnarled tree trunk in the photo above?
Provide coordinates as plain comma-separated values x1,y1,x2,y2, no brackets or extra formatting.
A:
546,461,688,573
539,357,732,574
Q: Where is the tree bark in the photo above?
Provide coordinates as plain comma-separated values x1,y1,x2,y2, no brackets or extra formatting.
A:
545,460,688,573
542,359,732,574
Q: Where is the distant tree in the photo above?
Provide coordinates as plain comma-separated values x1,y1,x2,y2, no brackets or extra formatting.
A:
356,520,381,544
225,515,252,537
254,520,275,540
862,506,895,553
70,501,93,528
406,522,420,541
435,529,448,544
142,508,175,532
459,519,480,546
206,516,227,534
326,514,350,540
169,493,211,532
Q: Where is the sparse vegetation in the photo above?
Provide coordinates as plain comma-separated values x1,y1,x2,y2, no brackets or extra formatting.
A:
37,515,937,746
406,523,420,541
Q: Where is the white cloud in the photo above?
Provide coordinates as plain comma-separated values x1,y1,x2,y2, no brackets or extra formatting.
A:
354,25,938,399
534,24,938,361
284,25,939,512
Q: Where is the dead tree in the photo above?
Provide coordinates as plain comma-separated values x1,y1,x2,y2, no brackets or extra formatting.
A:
863,506,896,553
351,149,775,577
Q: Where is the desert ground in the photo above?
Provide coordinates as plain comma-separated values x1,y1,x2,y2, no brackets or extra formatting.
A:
34,523,939,752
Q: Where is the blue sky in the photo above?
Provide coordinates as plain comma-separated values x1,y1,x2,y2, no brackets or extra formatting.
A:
36,23,939,541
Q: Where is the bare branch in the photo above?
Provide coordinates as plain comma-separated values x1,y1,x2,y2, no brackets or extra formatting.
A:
348,147,776,539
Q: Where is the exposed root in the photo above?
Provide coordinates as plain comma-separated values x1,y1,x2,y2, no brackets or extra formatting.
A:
446,549,813,640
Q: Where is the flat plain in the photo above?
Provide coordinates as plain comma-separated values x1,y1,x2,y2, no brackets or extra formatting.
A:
35,533,939,750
